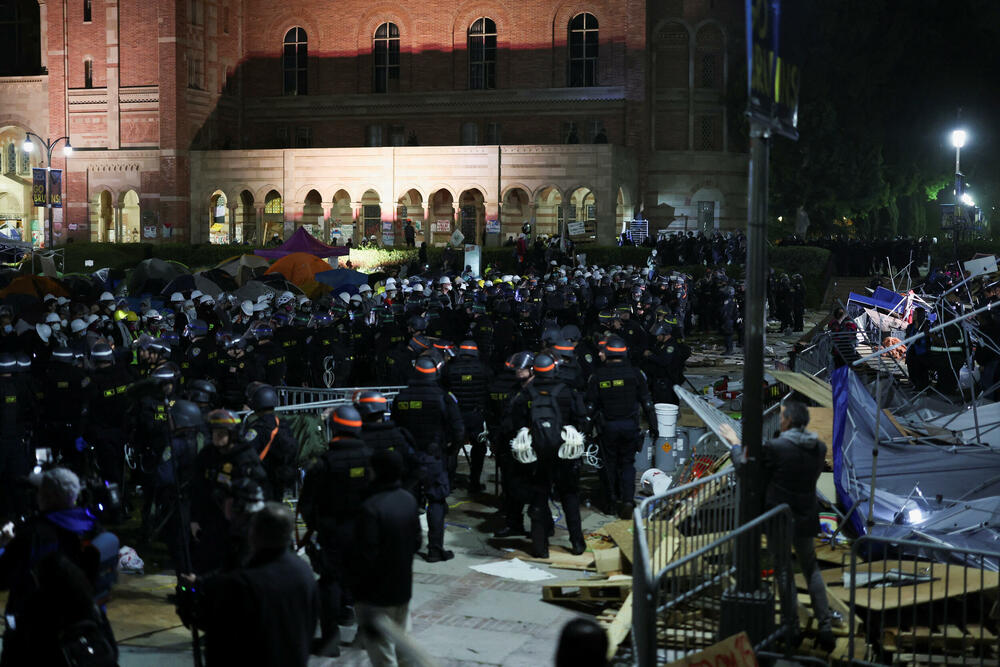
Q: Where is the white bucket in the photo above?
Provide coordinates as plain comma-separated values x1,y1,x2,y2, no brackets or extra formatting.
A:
655,403,679,438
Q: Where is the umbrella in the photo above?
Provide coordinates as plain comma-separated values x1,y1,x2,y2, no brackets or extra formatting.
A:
264,252,334,287
216,254,270,286
315,268,369,294
234,280,277,303
161,274,197,296
59,274,102,302
254,275,305,295
129,258,190,296
0,275,70,299
198,268,239,293
193,273,226,299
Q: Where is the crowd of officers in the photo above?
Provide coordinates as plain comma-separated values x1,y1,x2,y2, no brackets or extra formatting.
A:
0,261,718,660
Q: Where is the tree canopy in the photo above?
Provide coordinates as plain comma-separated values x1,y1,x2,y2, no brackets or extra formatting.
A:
766,0,1000,238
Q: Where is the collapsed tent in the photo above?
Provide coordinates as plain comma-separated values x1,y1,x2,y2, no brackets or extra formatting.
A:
830,365,1000,565
254,227,349,260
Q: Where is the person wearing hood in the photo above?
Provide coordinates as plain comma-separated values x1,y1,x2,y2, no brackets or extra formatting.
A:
718,401,834,652
0,468,119,665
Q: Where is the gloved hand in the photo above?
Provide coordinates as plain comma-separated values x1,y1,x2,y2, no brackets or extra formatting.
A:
510,427,537,464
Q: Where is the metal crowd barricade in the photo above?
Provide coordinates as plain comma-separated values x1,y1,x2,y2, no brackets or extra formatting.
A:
275,385,405,406
847,535,1000,666
633,477,795,665
794,331,833,378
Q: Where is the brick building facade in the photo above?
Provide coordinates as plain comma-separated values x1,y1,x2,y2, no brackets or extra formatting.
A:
0,0,747,246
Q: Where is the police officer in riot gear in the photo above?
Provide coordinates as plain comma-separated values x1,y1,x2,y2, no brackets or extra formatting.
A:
242,383,298,500
489,352,533,538
586,336,657,519
190,408,268,574
180,319,217,383
391,355,465,562
299,405,372,658
86,342,134,491
443,341,492,492
505,353,588,558
354,391,418,485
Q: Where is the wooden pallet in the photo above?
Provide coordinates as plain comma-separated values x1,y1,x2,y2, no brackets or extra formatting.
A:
542,576,632,603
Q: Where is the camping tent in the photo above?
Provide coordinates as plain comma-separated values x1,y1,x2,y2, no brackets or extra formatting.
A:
254,227,349,260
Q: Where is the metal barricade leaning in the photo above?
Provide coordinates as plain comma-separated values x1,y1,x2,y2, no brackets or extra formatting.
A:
275,385,406,406
634,475,796,666
848,535,1000,666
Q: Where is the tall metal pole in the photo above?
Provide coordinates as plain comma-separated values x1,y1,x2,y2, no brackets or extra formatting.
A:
720,120,772,645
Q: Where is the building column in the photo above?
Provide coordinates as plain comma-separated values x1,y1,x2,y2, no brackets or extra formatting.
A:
451,202,460,242
484,201,499,247
228,203,238,243
114,205,122,243
322,202,332,244
255,205,264,245
352,203,363,244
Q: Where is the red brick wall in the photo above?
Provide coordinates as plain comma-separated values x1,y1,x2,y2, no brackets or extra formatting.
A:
120,2,159,87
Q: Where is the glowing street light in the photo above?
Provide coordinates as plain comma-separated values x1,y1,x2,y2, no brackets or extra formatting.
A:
23,132,73,248
961,192,975,207
951,129,967,149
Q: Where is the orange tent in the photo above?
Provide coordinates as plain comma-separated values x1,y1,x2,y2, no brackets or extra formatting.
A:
264,252,333,287
0,275,70,299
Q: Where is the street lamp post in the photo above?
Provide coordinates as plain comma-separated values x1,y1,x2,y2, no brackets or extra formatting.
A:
951,129,967,246
22,133,72,248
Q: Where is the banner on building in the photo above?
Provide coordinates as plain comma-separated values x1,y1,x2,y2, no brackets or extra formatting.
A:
485,218,500,234
434,220,452,233
49,170,62,207
32,169,46,206
567,221,586,236
381,221,395,246
143,225,157,239
745,0,800,139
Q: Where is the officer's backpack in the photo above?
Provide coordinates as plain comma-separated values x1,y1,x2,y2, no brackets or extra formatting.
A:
528,385,563,461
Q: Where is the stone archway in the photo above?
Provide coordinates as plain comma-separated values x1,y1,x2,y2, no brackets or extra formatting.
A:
501,187,530,242
459,188,485,245
120,190,141,242
533,186,563,238
428,189,454,244
209,191,230,243
302,189,323,238
263,190,284,243
397,188,423,245
360,189,382,243
567,186,596,241
330,189,352,245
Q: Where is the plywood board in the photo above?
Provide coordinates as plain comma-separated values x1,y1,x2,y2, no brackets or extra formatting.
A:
807,407,835,468
542,576,632,603
822,560,1000,611
772,370,834,408
501,543,595,571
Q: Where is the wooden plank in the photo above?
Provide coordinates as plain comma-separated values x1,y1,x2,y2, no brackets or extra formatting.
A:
542,576,632,603
605,592,632,661
502,543,595,571
665,631,758,667
807,407,834,467
894,654,998,667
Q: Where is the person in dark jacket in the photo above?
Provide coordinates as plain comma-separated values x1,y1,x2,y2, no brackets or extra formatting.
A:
0,468,119,667
719,401,834,652
351,449,422,667
182,502,319,667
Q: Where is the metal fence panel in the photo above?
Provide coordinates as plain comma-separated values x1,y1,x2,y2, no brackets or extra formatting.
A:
848,535,1000,666
275,385,405,406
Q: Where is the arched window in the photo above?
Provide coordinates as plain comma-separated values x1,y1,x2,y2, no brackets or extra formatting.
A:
468,18,496,90
283,28,307,96
6,144,15,175
83,0,91,22
568,13,598,87
373,22,399,94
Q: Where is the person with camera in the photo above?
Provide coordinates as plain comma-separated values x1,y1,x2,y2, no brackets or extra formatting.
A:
0,468,119,666
179,502,318,667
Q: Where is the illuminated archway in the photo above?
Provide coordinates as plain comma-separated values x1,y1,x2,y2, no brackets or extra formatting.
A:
263,190,284,243
209,191,229,243
120,190,141,242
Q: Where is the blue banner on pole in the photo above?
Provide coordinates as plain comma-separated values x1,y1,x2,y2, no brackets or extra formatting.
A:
745,0,800,139
32,168,46,206
49,169,62,207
